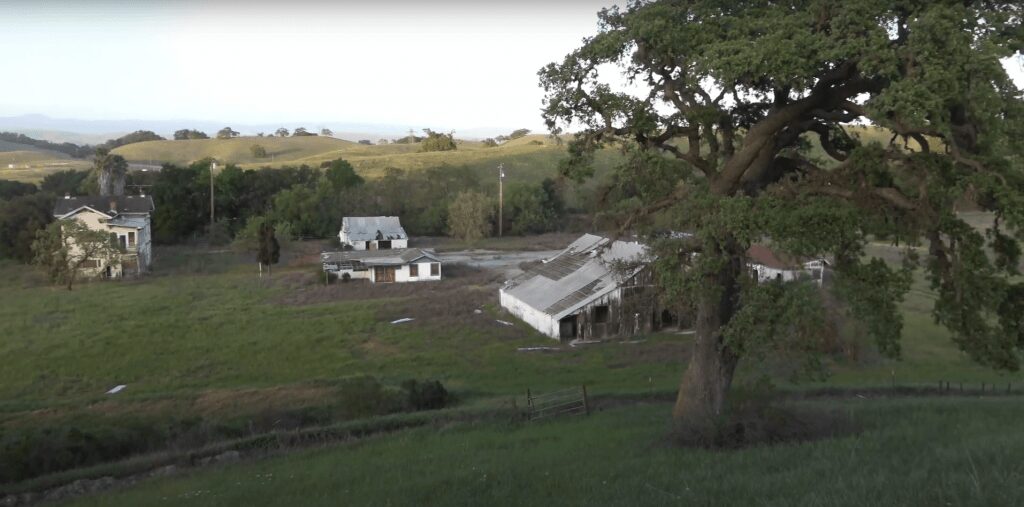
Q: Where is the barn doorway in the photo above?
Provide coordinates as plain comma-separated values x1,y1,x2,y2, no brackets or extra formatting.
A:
378,240,392,250
374,266,396,283
558,315,578,340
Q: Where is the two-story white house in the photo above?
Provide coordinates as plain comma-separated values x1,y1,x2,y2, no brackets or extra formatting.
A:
52,194,155,278
338,216,408,250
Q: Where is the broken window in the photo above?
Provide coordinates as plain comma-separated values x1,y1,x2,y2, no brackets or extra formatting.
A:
430,263,440,276
409,263,419,277
594,305,610,323
128,231,136,247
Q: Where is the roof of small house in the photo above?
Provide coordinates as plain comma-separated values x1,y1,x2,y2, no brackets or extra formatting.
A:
53,195,155,217
746,244,828,270
502,234,648,320
340,216,407,242
320,248,439,267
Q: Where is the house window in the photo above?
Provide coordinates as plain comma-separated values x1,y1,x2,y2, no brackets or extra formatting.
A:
430,263,440,276
409,264,419,277
379,240,392,249
118,235,127,250
594,305,610,323
128,231,136,247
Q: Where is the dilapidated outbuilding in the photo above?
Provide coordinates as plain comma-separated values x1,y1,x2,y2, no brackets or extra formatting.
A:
338,216,408,250
746,244,829,286
321,248,441,283
499,234,663,341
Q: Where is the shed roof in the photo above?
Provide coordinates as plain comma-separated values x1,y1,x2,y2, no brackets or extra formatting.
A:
321,248,438,267
53,195,154,217
502,234,648,320
341,216,407,241
746,244,830,270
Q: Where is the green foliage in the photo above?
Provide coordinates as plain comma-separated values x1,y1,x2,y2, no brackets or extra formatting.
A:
320,128,333,137
40,170,89,196
257,221,280,270
32,220,120,290
250,144,268,159
322,159,364,190
540,0,1024,415
504,178,565,235
508,128,531,140
93,148,128,196
400,379,450,411
97,130,164,151
173,129,209,140
275,128,289,137
292,128,316,137
216,127,240,139
481,138,498,148
0,193,52,261
0,179,37,200
419,129,456,152
447,190,493,241
0,132,92,158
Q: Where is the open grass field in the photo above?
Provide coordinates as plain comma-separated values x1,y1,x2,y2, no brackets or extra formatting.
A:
64,397,1024,507
2,213,1019,503
0,140,90,182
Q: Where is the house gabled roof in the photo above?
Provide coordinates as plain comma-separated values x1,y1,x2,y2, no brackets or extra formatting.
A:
340,216,407,242
53,195,155,217
502,234,648,320
320,248,439,267
746,244,829,270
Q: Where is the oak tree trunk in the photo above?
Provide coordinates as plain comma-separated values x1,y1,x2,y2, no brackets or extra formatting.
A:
672,247,742,424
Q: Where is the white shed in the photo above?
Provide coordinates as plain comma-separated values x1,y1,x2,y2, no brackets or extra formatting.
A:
321,248,441,283
338,216,408,250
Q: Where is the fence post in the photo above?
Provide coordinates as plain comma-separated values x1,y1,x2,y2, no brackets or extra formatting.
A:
582,385,590,416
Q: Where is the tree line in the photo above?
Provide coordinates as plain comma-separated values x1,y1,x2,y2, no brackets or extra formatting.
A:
0,159,567,264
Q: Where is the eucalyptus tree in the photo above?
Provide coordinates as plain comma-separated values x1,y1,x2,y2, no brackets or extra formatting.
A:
540,0,1024,425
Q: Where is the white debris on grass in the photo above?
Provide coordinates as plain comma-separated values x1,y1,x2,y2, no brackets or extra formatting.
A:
474,309,483,314
569,339,602,348
516,346,561,352
106,384,127,395
496,320,514,326
390,318,414,324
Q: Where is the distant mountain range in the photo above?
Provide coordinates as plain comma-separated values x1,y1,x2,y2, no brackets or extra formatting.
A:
0,114,528,145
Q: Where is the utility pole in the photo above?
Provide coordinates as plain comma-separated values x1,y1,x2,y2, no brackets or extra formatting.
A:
498,163,505,237
210,161,216,226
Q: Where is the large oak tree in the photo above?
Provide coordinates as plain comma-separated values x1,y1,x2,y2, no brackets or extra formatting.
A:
540,0,1024,425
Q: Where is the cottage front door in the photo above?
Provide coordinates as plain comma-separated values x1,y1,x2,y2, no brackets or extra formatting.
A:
374,266,396,283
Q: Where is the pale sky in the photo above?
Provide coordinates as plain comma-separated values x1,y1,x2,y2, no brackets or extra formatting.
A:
0,0,617,132
1,1,1021,134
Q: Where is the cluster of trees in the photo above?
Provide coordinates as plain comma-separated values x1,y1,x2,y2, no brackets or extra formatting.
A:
173,129,209,140
0,155,568,267
0,132,93,158
482,128,532,147
216,127,240,139
97,130,165,151
420,129,457,152
540,0,1024,430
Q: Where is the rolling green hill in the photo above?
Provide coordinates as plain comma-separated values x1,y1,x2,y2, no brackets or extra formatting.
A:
111,136,357,166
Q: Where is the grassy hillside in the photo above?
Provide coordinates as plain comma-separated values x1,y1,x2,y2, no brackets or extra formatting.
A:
65,398,1024,507
112,136,357,166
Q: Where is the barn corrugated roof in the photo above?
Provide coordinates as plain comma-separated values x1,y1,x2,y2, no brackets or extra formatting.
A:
341,216,408,241
502,234,648,320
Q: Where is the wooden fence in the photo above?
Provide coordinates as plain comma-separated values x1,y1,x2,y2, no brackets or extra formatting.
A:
526,386,590,421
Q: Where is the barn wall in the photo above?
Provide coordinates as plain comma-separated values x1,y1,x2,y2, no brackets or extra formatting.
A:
499,290,559,338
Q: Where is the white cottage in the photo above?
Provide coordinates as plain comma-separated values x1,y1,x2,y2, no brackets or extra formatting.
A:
500,234,658,341
321,248,441,283
746,244,828,286
52,194,155,278
338,216,408,250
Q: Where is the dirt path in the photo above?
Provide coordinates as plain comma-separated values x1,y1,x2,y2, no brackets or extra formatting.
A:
439,249,561,279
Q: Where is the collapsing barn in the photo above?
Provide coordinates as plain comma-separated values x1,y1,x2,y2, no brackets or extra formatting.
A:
500,234,667,341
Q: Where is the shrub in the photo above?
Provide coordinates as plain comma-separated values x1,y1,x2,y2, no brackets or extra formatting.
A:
401,379,450,411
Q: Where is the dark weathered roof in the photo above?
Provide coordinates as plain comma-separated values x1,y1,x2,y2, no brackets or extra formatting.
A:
502,234,648,320
321,248,438,267
746,244,830,270
341,216,407,241
53,195,155,217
